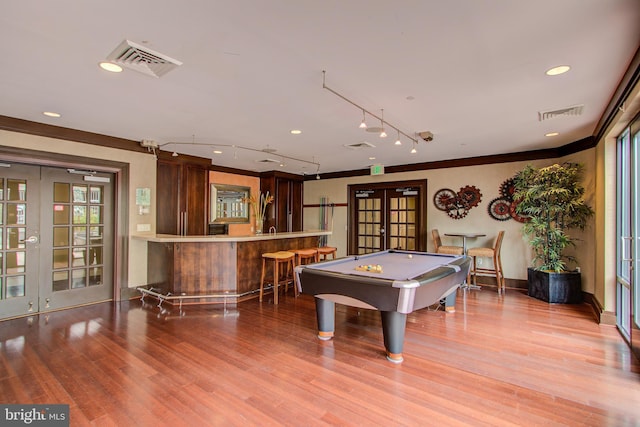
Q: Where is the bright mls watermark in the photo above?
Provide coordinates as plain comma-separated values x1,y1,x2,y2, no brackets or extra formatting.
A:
0,405,69,426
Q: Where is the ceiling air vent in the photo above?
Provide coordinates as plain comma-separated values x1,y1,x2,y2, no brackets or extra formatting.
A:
344,141,376,150
255,158,280,164
106,40,182,78
538,104,584,121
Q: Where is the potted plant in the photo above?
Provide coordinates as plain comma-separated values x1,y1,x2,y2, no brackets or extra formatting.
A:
513,162,594,303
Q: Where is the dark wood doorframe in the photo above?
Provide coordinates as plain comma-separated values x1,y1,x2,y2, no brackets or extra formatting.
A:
348,179,428,254
0,145,129,302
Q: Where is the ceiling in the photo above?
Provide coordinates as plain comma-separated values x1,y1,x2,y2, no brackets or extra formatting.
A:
1,1,639,176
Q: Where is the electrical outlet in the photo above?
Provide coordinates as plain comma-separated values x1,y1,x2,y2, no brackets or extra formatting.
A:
477,258,483,265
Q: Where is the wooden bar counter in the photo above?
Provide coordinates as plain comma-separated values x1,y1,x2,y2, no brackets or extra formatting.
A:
134,231,332,304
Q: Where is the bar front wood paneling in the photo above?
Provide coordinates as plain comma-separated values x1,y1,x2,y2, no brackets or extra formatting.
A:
138,231,330,304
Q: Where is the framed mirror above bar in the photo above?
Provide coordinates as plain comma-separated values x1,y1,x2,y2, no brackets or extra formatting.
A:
210,184,250,224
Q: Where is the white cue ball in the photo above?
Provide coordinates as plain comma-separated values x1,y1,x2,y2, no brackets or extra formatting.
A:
408,254,413,258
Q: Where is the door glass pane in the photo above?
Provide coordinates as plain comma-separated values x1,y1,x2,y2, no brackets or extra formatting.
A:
53,249,69,269
6,275,25,298
73,206,87,224
73,226,86,245
7,180,26,201
6,204,25,225
0,204,3,224
89,226,103,245
7,228,25,249
53,182,70,203
72,248,86,267
6,252,25,273
72,269,86,288
54,227,69,247
89,186,103,203
89,206,102,224
0,178,3,200
89,267,102,286
72,185,87,203
52,271,69,292
90,246,102,265
53,205,69,225
0,253,3,274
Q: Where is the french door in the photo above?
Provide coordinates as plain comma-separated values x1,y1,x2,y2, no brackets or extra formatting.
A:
348,180,427,255
0,163,113,320
617,115,640,358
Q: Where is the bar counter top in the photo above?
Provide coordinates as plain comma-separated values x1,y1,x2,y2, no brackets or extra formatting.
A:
133,229,332,243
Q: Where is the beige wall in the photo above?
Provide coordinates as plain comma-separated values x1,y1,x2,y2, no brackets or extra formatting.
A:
304,153,597,287
0,130,157,288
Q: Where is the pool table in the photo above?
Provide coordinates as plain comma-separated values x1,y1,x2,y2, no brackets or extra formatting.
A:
295,250,471,363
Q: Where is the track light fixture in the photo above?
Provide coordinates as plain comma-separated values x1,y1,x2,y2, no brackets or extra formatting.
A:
395,130,402,146
379,109,387,138
322,70,429,146
359,110,367,129
410,142,417,154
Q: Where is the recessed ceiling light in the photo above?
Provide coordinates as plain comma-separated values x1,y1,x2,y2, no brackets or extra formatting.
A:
99,61,123,73
290,129,302,135
213,150,222,154
43,111,61,118
545,132,559,137
369,157,376,160
545,65,570,76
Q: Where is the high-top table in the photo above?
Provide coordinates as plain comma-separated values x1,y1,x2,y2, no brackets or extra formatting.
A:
444,232,486,253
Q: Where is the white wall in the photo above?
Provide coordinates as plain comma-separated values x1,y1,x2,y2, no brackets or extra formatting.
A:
304,153,597,287
0,130,157,288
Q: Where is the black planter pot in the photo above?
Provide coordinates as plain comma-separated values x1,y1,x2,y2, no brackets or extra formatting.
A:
527,268,582,304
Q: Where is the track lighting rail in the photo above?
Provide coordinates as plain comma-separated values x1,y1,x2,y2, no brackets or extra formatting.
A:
322,70,420,145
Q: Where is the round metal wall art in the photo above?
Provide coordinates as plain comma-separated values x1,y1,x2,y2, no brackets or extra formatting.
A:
488,197,511,221
487,177,529,222
433,186,482,220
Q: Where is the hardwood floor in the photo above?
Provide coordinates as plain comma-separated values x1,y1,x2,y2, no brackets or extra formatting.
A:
1,288,639,426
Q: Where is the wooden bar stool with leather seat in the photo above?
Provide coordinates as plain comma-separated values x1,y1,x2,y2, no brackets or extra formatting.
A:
317,246,337,261
432,229,464,255
466,231,506,294
260,251,296,304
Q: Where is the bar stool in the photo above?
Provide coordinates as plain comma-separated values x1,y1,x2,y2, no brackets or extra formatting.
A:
292,248,319,266
292,248,319,293
467,231,505,294
260,251,295,304
432,229,464,255
317,246,337,261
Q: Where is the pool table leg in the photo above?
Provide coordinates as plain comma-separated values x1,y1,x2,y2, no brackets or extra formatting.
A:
380,311,406,363
315,298,335,340
444,290,457,313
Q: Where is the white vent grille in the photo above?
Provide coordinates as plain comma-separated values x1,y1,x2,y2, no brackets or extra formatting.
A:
538,104,584,121
255,158,280,164
106,40,182,78
344,141,376,149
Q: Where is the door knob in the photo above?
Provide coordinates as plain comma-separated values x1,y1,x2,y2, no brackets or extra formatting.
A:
19,236,39,244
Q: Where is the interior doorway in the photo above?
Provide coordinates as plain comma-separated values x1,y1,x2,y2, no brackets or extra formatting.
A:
0,162,114,320
348,180,427,255
616,114,640,359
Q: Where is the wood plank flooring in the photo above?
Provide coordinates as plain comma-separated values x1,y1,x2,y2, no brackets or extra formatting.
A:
1,288,639,426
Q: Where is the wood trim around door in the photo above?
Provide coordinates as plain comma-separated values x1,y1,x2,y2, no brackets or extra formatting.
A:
348,179,428,254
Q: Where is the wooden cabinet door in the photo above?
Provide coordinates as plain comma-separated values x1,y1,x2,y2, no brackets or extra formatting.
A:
184,165,207,235
156,161,181,234
156,160,208,236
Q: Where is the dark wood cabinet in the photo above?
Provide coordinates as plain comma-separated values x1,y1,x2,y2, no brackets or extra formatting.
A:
260,171,303,232
157,159,208,235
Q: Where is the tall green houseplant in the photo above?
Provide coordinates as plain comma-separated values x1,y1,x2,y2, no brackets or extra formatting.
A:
513,162,594,272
